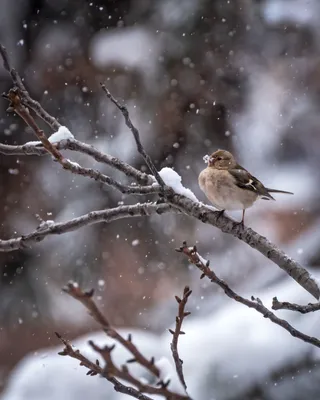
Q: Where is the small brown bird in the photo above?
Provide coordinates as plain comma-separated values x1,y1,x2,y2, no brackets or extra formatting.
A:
198,149,293,225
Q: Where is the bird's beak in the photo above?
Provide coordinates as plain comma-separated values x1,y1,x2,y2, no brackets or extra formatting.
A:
208,156,215,165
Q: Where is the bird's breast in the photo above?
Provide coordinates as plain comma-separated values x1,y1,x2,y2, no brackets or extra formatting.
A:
199,168,257,210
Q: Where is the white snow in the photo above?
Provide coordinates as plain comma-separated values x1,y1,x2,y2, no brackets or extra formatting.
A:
202,154,210,163
48,126,74,143
158,167,198,202
66,159,81,168
25,126,74,145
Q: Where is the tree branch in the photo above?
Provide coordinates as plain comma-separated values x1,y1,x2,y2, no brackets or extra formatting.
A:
0,139,154,185
3,87,64,162
3,90,159,195
0,203,174,252
63,282,160,378
55,332,154,400
169,286,192,393
0,44,60,130
272,297,320,313
176,242,320,349
169,194,320,300
57,283,190,400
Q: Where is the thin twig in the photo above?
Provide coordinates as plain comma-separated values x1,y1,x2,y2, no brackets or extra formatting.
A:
170,286,192,392
272,297,320,313
100,84,165,189
55,332,154,400
48,159,161,195
0,43,60,130
176,242,320,349
0,203,175,252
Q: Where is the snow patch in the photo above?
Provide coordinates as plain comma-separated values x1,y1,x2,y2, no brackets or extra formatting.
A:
48,126,74,142
158,167,198,202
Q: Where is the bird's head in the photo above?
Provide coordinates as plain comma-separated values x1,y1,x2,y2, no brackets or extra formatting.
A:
207,149,236,169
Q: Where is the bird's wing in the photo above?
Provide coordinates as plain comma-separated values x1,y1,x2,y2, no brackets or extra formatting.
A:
228,165,275,200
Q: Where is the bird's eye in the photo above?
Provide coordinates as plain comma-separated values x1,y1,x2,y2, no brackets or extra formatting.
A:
217,157,222,161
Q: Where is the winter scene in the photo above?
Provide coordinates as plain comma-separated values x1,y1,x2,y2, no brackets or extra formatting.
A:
1,1,320,399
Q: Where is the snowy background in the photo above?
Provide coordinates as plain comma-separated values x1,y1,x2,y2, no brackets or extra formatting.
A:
1,0,320,399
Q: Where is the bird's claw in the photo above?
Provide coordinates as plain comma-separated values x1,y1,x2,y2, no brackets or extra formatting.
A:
216,210,225,221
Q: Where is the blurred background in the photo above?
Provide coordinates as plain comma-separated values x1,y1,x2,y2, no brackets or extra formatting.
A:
1,0,320,399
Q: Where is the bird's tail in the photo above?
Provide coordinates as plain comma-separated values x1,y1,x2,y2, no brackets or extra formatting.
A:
266,188,294,195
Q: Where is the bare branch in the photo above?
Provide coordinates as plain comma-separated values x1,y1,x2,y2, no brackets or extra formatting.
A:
63,282,161,377
272,297,320,313
176,242,320,349
0,44,60,130
0,203,174,252
59,283,190,400
55,332,154,400
170,286,192,392
89,341,188,399
0,139,154,185
169,194,320,300
100,84,165,189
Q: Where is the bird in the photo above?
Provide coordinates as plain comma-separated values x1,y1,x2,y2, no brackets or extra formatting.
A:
198,149,293,226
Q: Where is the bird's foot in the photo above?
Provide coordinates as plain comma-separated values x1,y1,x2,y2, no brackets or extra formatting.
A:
215,209,225,221
234,219,245,229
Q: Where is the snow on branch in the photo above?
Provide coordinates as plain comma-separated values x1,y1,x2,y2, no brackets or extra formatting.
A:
176,242,320,349
56,282,191,400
